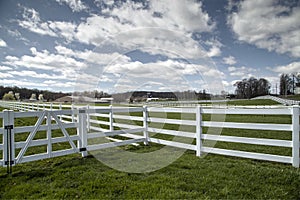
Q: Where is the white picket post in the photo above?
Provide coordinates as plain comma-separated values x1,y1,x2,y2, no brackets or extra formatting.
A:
196,105,202,157
59,103,62,120
292,105,299,167
143,105,149,145
109,105,114,132
78,109,88,157
46,111,52,158
71,103,75,123
87,104,90,132
3,110,15,169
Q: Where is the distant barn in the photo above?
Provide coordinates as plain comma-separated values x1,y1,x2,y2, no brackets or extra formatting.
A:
55,96,113,104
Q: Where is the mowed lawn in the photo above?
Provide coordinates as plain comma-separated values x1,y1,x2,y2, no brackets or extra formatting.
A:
0,100,300,199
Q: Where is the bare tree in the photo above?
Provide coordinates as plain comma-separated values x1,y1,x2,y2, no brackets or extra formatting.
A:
280,74,292,96
234,77,270,99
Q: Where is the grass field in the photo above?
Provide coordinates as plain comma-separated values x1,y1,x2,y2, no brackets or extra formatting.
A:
0,100,300,199
227,99,281,106
283,94,300,101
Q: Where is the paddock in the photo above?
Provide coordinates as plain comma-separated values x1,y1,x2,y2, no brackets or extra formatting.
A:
0,100,299,171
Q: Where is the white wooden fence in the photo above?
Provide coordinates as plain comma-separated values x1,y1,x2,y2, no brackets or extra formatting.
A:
0,101,299,171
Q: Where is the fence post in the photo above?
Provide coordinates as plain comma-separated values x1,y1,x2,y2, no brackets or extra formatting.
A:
3,110,15,173
59,103,62,121
292,105,299,168
46,111,52,158
71,103,75,123
109,105,114,132
87,104,90,132
196,105,202,157
78,108,88,157
143,105,149,145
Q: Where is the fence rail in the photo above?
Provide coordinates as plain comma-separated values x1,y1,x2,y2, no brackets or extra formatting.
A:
0,101,299,170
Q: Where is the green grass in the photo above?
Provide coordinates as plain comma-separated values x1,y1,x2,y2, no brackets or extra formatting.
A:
0,102,300,199
0,151,299,199
283,94,300,101
227,99,280,106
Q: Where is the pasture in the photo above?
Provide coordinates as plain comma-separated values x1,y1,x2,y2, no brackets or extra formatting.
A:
0,100,300,199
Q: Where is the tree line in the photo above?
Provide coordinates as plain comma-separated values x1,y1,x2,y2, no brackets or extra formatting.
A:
0,86,114,101
279,73,300,96
0,86,69,101
234,73,300,99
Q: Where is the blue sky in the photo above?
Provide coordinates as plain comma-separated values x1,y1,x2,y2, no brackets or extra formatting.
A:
0,0,299,94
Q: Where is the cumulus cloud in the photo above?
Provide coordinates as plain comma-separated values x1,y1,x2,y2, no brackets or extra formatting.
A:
4,47,86,82
223,56,236,65
9,70,68,80
55,45,131,64
228,66,257,78
10,1,226,92
18,7,57,36
102,59,224,93
56,0,87,12
228,0,300,57
19,1,218,59
269,61,300,74
73,0,216,59
18,6,77,41
0,66,12,71
9,47,85,70
0,72,13,78
0,39,7,47
207,46,221,57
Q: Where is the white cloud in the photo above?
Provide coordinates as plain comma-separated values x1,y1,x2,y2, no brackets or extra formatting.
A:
228,0,300,57
18,6,77,41
49,21,76,41
9,70,67,80
17,1,218,59
18,7,57,36
228,66,257,78
5,47,86,71
55,45,131,64
4,47,86,83
7,29,29,43
43,80,75,88
56,0,87,12
269,61,300,74
0,39,7,47
0,66,12,71
105,60,201,78
108,0,215,33
102,59,224,93
73,0,216,59
1,79,48,88
207,46,221,57
0,72,13,78
223,56,236,65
